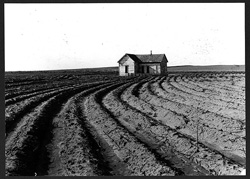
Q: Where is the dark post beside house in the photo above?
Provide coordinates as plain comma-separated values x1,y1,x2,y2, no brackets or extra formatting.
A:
117,51,168,76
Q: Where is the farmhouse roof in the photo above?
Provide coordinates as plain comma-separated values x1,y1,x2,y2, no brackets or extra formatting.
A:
118,53,167,63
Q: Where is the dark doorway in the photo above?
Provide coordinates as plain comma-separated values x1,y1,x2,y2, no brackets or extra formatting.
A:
147,66,150,73
125,65,128,73
141,66,144,73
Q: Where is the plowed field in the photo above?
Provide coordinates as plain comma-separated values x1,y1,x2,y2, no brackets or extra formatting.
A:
5,71,245,176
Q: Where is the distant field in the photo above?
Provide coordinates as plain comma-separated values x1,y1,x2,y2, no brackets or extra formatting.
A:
76,65,245,73
5,66,118,77
83,65,245,73
5,65,245,75
167,65,245,72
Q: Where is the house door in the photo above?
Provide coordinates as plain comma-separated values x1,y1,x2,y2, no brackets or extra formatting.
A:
147,66,150,73
125,65,129,73
141,66,144,73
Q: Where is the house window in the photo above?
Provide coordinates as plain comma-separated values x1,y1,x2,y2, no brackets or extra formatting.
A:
125,65,129,73
147,66,150,73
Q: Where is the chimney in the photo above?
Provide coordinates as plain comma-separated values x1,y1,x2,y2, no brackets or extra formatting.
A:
150,50,152,55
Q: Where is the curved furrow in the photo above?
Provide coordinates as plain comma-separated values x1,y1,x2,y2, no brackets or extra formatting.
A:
5,71,245,176
46,82,120,176
5,80,45,88
5,77,74,90
181,77,244,100
136,79,245,166
83,78,177,176
204,82,245,95
4,76,119,100
192,74,245,94
207,73,245,87
117,79,244,175
5,89,68,137
5,84,66,100
4,75,108,94
5,80,113,106
171,75,244,105
129,79,245,152
5,84,76,106
125,81,190,130
155,76,245,120
181,74,245,100
102,78,214,175
153,73,245,134
186,79,245,101
200,79,245,94
200,74,245,90
5,82,106,137
165,74,245,112
5,79,52,92
5,81,117,176
131,76,156,97
5,82,79,102
164,78,245,119
159,77,245,123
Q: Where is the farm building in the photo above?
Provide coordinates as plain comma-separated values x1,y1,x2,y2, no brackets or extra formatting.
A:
118,52,168,76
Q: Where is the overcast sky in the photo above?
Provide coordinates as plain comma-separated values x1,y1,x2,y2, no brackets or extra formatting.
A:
5,3,244,71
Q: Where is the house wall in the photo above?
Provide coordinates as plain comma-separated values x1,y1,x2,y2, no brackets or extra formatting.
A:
156,65,161,74
118,54,168,76
139,63,161,74
160,56,168,75
119,56,135,76
134,62,140,75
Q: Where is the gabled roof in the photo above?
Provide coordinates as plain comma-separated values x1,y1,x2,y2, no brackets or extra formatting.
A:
118,53,167,64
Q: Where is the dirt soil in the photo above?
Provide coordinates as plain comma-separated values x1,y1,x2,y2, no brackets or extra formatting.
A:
5,71,245,176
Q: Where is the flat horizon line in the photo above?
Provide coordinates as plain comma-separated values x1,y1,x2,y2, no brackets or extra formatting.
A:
5,64,245,73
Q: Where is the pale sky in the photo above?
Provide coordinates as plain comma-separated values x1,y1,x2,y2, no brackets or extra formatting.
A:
5,3,245,71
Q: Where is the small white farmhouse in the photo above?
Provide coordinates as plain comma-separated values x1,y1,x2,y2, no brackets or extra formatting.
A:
117,52,168,76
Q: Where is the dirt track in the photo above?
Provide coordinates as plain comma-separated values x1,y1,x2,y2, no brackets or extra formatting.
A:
5,72,245,176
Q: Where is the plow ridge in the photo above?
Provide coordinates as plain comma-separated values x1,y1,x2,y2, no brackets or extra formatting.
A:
5,82,113,176
162,76,245,118
153,77,245,131
175,77,244,104
85,83,176,176
103,80,210,175
5,82,106,137
5,72,245,176
139,77,245,165
105,78,245,175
